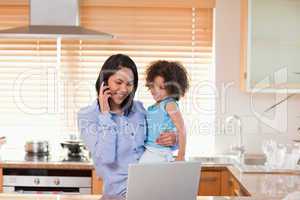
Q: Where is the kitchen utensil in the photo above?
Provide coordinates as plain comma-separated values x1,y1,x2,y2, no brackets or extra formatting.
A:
60,140,85,157
24,140,49,155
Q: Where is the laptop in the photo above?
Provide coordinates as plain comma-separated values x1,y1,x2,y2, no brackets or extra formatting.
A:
126,162,201,200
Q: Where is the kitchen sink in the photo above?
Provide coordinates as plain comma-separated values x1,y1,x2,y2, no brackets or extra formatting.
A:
188,154,267,174
242,154,266,166
189,154,267,166
189,156,237,165
239,154,300,173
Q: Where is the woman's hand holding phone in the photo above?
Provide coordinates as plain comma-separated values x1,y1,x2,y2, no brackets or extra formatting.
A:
99,82,111,113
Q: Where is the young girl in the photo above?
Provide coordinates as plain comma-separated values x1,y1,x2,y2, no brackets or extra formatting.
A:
139,60,189,162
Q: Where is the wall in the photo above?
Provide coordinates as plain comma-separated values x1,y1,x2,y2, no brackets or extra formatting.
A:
214,0,300,154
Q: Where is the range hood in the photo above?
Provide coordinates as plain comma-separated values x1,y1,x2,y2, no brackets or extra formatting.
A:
0,0,113,40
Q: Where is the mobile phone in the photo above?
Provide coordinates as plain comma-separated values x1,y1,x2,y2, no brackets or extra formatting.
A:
98,81,111,111
103,81,110,93
102,81,112,105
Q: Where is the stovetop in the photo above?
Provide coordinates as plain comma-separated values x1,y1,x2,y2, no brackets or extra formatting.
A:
0,149,91,163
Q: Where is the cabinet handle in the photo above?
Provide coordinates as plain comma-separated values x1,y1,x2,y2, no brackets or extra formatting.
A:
54,178,60,185
201,177,217,182
33,178,40,185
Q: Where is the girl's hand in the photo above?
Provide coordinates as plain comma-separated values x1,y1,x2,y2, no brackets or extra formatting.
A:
156,132,177,146
175,154,185,161
99,82,111,113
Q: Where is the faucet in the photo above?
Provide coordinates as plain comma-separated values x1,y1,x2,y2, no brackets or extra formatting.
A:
225,115,245,159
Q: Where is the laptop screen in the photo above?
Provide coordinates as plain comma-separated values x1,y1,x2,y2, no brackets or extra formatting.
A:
126,162,201,200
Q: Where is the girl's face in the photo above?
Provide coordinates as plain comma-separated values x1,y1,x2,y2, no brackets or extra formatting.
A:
107,67,134,106
148,76,168,102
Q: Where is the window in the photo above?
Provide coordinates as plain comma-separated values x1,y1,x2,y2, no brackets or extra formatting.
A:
0,0,215,155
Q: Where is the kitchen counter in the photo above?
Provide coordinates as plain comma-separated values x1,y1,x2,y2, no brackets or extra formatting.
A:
192,156,300,199
0,193,297,200
0,194,239,200
227,165,300,199
195,164,300,199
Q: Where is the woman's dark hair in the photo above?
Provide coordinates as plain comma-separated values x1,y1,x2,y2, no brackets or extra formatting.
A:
146,60,189,101
95,54,138,114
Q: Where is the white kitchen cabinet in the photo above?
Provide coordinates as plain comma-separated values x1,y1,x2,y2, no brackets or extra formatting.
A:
241,0,300,93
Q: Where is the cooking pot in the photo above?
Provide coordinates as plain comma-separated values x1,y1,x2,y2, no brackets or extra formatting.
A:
60,140,85,156
25,140,49,155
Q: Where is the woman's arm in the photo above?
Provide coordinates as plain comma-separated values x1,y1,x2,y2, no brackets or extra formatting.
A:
78,111,118,165
165,102,186,161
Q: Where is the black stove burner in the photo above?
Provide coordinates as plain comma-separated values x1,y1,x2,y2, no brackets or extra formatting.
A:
62,154,89,162
25,153,50,162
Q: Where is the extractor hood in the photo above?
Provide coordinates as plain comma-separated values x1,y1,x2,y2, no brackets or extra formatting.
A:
0,0,113,40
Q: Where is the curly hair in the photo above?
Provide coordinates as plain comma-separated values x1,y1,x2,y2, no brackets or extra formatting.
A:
145,60,189,100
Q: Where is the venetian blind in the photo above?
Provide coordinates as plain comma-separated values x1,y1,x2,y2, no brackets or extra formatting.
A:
0,0,215,155
63,1,215,155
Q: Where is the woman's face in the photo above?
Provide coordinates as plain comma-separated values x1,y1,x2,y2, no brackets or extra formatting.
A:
107,67,134,106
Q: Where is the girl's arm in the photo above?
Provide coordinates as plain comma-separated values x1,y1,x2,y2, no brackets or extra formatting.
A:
165,102,186,161
78,111,118,165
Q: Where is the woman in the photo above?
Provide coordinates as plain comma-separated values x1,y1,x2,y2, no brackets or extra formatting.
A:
78,54,177,198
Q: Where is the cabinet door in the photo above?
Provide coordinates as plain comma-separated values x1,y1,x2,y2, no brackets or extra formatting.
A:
221,169,251,196
241,0,300,92
231,177,246,196
92,170,103,194
0,168,2,193
198,171,221,196
221,169,232,196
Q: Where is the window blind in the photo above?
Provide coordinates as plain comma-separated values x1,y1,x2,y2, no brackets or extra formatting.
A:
0,0,215,155
64,2,216,155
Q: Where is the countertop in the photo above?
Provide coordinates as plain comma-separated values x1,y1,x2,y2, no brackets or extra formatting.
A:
0,194,292,200
227,165,300,199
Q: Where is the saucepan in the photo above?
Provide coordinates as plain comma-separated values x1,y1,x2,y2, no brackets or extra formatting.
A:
25,140,49,155
61,140,85,156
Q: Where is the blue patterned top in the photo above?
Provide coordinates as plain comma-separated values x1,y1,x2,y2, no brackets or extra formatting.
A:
145,97,178,150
